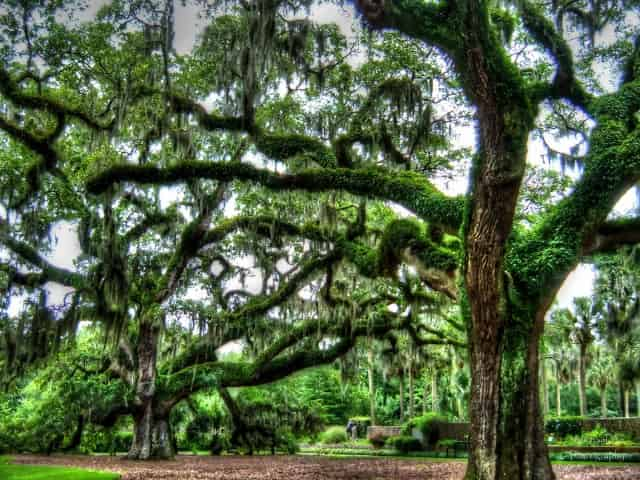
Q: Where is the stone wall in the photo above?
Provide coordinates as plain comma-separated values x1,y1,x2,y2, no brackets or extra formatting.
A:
366,426,402,439
580,418,640,438
369,418,640,442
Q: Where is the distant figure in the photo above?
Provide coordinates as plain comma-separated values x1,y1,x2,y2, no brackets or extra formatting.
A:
346,420,357,440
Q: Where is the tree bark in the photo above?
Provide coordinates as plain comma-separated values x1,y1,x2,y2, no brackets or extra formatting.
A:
409,365,415,419
126,319,175,460
636,382,640,418
541,358,549,418
601,388,607,418
556,371,562,417
128,406,174,460
578,344,587,416
368,349,376,425
625,389,630,418
399,374,405,421
431,373,439,413
464,302,555,480
423,375,428,415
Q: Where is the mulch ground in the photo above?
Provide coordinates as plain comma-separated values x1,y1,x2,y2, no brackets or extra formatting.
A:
11,454,640,479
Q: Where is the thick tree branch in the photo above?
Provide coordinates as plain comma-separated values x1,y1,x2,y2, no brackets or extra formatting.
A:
87,161,463,232
519,0,592,111
583,218,640,255
0,225,86,289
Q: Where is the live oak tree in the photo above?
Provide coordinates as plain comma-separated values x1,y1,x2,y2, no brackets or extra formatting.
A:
0,0,462,460
351,0,640,478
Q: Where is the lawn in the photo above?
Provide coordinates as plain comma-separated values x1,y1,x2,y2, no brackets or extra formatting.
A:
0,457,119,480
7,454,640,480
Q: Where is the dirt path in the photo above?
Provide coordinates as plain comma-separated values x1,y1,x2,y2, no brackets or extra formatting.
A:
11,454,640,479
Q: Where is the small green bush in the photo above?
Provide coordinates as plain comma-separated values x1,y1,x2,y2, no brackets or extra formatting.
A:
402,412,447,447
368,432,388,449
385,435,422,454
545,416,583,439
582,425,610,445
554,451,640,463
320,426,348,444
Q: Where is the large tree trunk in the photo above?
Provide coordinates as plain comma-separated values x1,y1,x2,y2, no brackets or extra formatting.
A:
368,349,376,425
129,406,174,460
636,382,640,418
464,301,555,480
127,319,174,460
578,345,587,416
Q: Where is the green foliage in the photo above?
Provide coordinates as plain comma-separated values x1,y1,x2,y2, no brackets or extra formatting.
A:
553,451,640,462
319,426,348,445
385,435,422,453
368,431,388,449
545,416,584,439
402,412,447,447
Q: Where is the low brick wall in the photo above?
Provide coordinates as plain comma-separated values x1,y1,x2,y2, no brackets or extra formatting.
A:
367,423,469,441
369,418,640,443
367,426,402,439
580,418,640,438
437,422,470,441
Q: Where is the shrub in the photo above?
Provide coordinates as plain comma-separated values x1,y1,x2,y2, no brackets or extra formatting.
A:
545,416,583,439
368,432,388,449
385,435,422,454
320,426,348,445
553,451,640,463
402,412,447,447
582,425,610,445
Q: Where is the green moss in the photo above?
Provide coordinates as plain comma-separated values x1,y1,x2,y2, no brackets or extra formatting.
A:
255,133,337,168
341,219,458,279
86,161,464,232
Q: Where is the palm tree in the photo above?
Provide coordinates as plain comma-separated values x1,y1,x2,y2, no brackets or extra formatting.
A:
572,297,597,416
546,308,574,415
594,248,640,417
588,348,614,417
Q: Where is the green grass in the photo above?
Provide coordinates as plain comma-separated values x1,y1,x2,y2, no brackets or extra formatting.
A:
298,450,640,467
0,457,119,480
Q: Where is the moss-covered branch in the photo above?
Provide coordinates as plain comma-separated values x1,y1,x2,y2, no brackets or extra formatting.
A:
508,81,640,305
87,161,464,232
519,0,592,111
222,252,340,324
353,0,458,54
0,224,86,289
0,67,114,131
583,217,640,255
340,218,459,298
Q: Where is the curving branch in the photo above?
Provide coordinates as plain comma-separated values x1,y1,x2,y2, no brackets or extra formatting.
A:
0,224,86,289
583,218,640,255
87,161,464,232
519,0,592,111
0,67,115,131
